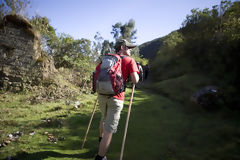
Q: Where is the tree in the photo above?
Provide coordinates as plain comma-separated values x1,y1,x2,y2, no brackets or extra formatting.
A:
31,15,93,69
100,40,113,55
53,33,91,68
111,19,137,42
0,0,30,18
91,32,103,61
30,15,58,55
111,22,121,41
221,1,240,40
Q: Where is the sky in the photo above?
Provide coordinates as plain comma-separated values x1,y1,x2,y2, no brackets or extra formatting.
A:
28,0,230,45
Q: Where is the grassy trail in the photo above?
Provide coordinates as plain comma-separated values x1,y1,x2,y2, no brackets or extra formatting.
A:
1,84,240,160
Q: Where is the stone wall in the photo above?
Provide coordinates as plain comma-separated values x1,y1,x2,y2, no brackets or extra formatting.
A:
0,15,57,92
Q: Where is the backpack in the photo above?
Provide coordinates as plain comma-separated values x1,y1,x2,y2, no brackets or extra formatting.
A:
93,54,125,95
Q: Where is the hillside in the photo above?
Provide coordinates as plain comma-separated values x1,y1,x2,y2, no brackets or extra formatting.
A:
140,1,240,108
138,37,163,59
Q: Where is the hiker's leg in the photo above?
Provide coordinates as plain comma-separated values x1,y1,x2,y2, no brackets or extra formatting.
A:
98,95,108,143
105,98,124,133
98,129,112,156
97,97,123,156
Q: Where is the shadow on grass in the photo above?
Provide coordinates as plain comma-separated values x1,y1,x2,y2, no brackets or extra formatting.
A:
8,150,93,160
0,110,102,160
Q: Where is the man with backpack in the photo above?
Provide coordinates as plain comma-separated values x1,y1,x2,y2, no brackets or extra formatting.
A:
93,39,139,160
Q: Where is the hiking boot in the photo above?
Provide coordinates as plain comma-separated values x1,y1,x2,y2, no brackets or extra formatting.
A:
98,137,102,143
102,156,107,160
94,155,107,160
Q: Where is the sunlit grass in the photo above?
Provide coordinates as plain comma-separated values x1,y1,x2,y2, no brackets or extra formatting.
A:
1,86,240,160
152,73,213,103
0,92,98,160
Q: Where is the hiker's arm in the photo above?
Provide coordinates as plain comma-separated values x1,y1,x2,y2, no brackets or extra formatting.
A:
130,72,139,84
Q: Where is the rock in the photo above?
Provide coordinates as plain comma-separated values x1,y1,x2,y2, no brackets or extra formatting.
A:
74,101,81,108
8,134,13,139
190,86,222,111
4,131,23,143
29,131,35,136
4,140,11,144
0,15,57,92
48,137,57,144
65,100,70,105
47,133,58,144
58,137,65,141
13,131,23,137
2,142,7,147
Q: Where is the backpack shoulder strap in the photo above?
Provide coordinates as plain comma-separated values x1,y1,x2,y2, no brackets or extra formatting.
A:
106,53,121,58
120,55,126,59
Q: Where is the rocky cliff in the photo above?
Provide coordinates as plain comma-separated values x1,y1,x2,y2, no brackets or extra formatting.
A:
0,15,57,92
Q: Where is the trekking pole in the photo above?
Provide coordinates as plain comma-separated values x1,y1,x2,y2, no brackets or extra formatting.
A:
120,84,135,160
81,97,98,149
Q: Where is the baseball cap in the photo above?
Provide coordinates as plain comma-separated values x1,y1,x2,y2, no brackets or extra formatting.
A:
115,39,137,50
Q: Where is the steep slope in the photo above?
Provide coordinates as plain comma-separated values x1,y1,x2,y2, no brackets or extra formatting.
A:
139,37,163,59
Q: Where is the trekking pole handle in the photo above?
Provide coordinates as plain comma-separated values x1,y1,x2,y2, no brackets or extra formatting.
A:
120,84,135,160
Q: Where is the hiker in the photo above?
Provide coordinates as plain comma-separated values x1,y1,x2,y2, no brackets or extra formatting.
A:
94,39,139,160
144,64,150,80
137,62,143,82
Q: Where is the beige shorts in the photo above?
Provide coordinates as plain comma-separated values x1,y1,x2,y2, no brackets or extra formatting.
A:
98,94,124,133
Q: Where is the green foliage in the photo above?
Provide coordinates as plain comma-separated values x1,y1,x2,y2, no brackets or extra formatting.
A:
30,15,94,70
150,1,240,106
30,15,52,35
53,34,92,69
100,40,113,55
30,15,59,55
91,32,103,60
109,19,149,64
94,19,147,65
29,16,145,95
36,55,48,63
138,37,164,59
131,47,148,65
151,31,184,81
111,19,137,42
222,1,240,40
30,15,95,91
0,0,30,17
152,73,214,103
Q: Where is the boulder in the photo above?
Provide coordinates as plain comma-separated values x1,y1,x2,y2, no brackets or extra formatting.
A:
190,86,222,111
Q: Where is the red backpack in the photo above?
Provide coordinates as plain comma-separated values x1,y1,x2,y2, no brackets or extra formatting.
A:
93,53,125,95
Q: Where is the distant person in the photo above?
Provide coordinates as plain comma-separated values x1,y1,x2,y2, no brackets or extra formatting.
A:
137,62,144,82
144,64,150,80
93,39,139,160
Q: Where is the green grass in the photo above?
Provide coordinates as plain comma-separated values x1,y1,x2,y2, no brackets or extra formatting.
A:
0,92,99,160
1,85,240,160
152,73,214,103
